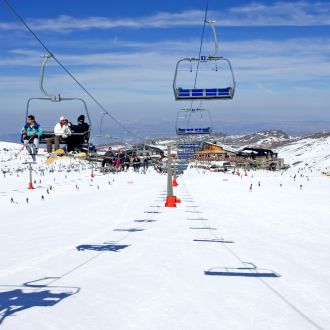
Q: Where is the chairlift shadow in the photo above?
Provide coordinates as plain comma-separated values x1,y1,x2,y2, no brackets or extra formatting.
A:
190,227,217,230
194,238,234,243
76,243,130,251
187,217,208,221
113,228,144,233
134,219,157,223
0,277,80,325
204,262,280,277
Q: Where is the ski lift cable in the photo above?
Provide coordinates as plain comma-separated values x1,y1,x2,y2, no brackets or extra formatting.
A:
3,0,141,142
193,0,209,89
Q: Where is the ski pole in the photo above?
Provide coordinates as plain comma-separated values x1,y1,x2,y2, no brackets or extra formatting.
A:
15,135,34,157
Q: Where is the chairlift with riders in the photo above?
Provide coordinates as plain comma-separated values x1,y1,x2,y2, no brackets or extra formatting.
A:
22,54,93,153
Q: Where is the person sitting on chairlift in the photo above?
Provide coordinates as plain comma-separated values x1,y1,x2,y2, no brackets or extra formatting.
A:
21,115,43,157
101,147,115,167
67,115,90,152
46,116,71,153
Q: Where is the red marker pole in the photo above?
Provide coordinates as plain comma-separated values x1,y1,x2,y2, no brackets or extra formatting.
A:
165,145,176,207
172,157,179,187
27,162,34,189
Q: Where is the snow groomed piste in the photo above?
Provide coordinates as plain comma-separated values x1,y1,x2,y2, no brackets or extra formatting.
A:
1,141,330,329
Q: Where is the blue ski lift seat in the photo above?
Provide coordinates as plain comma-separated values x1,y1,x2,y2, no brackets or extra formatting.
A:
175,108,213,136
176,87,233,100
173,56,236,101
176,127,212,135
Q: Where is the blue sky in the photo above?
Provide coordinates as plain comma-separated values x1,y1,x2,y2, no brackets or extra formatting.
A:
0,0,329,139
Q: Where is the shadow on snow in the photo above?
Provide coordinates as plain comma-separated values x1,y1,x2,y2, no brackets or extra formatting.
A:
205,262,280,278
134,219,157,223
0,277,80,325
113,228,144,232
76,243,130,251
194,238,234,243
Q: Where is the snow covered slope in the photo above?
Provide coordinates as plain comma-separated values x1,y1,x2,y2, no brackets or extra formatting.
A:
276,135,330,172
0,141,329,330
155,132,330,172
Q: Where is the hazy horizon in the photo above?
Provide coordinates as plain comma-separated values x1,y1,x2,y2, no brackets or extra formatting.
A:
1,0,329,142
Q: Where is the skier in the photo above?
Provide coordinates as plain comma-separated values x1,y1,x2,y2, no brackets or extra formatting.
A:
21,115,43,160
46,116,71,154
67,115,90,152
101,147,115,168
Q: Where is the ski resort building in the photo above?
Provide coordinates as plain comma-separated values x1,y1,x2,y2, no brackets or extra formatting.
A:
192,143,285,170
237,147,284,170
193,142,236,160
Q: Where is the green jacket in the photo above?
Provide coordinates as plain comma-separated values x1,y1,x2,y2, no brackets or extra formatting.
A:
21,122,43,137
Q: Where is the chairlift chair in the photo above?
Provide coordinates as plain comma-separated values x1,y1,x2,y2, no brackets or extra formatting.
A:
175,108,212,135
173,56,235,101
173,20,236,101
23,55,93,152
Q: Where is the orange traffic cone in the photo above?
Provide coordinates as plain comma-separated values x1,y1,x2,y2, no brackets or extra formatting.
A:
165,196,177,207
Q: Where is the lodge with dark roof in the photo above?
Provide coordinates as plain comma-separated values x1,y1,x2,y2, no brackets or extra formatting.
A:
192,142,285,170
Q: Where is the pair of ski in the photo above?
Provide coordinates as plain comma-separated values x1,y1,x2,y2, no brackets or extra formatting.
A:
45,149,65,165
15,137,38,162
45,149,87,165
26,144,38,161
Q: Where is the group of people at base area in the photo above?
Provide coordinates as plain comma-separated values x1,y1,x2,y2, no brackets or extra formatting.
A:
101,147,152,172
21,114,89,157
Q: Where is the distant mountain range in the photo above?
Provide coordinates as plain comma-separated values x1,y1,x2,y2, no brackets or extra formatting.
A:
2,129,330,156
152,129,330,171
1,129,329,171
211,130,330,150
154,129,330,150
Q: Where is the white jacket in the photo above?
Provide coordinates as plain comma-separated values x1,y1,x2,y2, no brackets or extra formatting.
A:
54,122,71,138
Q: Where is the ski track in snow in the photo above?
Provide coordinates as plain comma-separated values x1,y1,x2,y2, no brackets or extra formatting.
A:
0,141,329,329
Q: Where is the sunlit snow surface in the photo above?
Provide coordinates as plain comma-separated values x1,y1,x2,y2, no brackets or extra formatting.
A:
0,140,329,330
